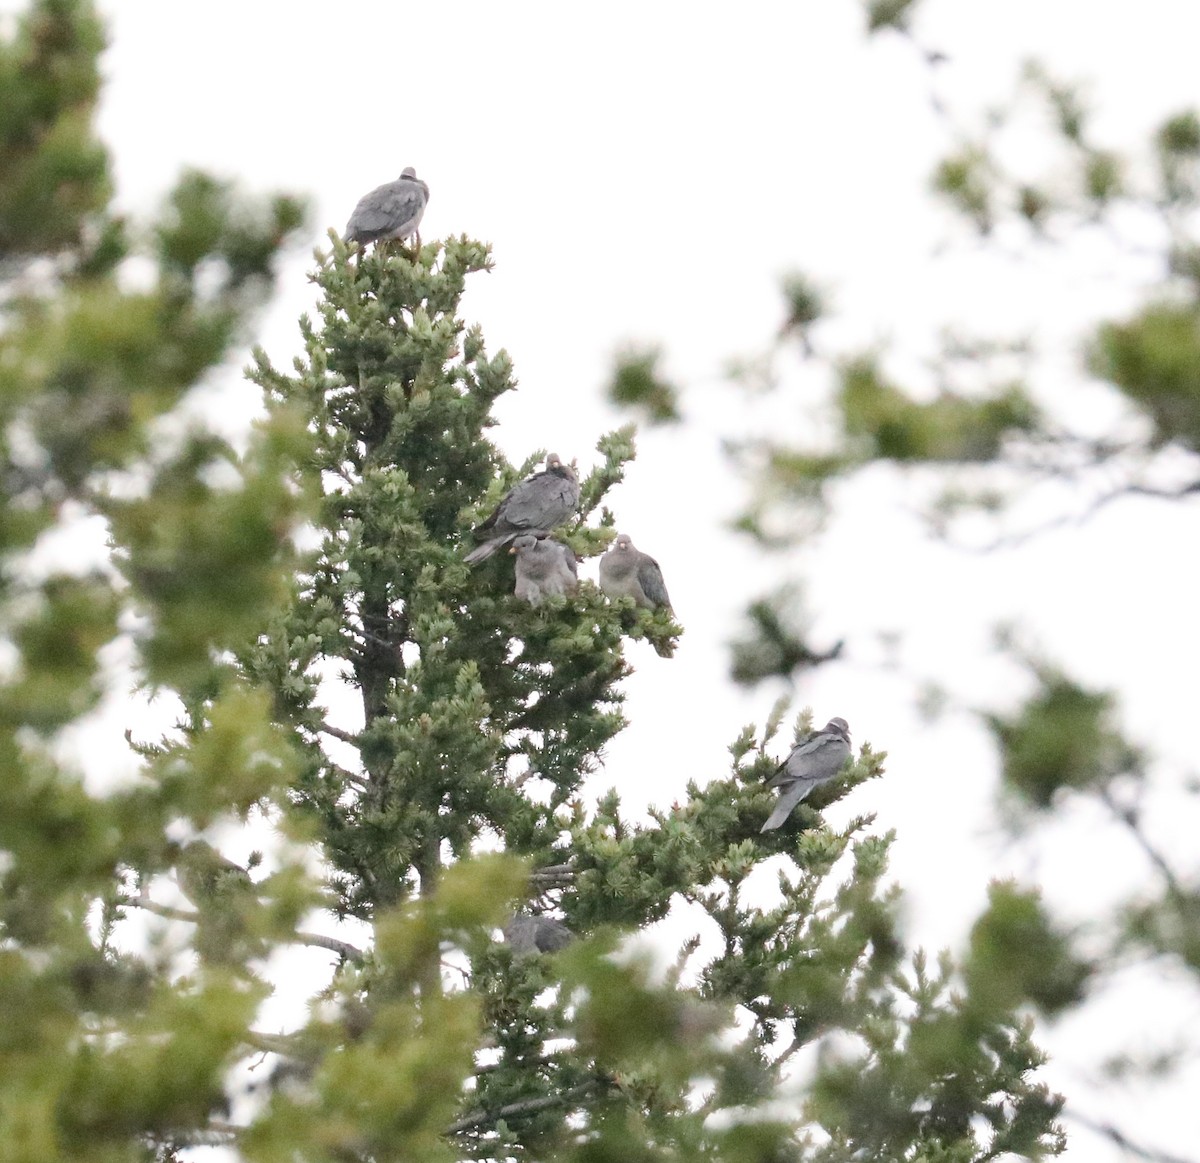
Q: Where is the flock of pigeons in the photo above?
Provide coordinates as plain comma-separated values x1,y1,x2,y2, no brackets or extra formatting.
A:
342,169,856,869
461,452,673,614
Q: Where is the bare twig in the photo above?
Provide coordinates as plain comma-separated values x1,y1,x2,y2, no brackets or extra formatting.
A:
130,890,364,962
964,477,1200,553
246,1030,301,1056
132,890,197,923
148,1120,240,1148
1065,1108,1195,1163
775,1033,806,1069
319,721,360,746
1098,787,1185,901
296,930,365,962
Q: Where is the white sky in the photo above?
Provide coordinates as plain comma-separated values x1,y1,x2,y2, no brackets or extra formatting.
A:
30,0,1200,1158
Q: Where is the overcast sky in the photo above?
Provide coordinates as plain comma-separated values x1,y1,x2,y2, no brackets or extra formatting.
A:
40,1,1200,1158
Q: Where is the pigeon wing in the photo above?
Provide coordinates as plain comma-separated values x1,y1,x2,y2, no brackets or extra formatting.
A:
635,552,671,609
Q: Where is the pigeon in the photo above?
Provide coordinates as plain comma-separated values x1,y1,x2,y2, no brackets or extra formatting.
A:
760,717,852,832
598,533,672,612
344,167,429,250
512,535,578,606
176,841,253,904
175,842,259,965
504,914,573,956
465,454,579,563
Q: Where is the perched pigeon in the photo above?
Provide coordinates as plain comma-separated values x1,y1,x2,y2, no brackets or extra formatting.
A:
176,840,253,904
760,717,852,832
599,533,672,612
504,914,573,956
512,535,578,606
344,166,429,250
465,454,580,564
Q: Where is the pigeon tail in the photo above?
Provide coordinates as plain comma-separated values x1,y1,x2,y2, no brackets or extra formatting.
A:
759,783,812,832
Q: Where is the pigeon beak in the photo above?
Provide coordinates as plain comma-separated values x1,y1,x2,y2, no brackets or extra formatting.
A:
509,546,518,555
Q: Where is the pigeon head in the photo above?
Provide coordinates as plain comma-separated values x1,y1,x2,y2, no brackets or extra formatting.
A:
826,717,851,738
400,166,418,179
545,453,576,481
509,535,539,555
613,533,633,552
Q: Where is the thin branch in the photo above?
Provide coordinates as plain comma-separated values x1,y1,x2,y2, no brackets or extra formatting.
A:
1098,787,1186,901
775,1033,806,1069
1065,1108,1195,1163
964,476,1200,553
296,930,365,962
131,891,197,923
447,1083,599,1136
149,1120,240,1148
129,891,364,962
473,1052,560,1075
245,1030,304,1056
319,721,360,746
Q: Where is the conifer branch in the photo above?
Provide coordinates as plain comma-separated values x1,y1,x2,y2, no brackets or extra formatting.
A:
530,862,575,884
130,891,363,962
153,1120,240,1147
296,930,365,962
447,1082,601,1135
246,1030,302,1056
131,892,198,922
319,721,360,746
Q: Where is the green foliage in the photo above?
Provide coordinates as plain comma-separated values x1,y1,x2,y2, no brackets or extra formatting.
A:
966,882,1091,1017
985,664,1141,808
0,0,110,260
864,0,921,35
780,271,826,348
0,3,314,1158
933,146,996,234
730,584,844,687
838,356,1040,463
1091,301,1200,451
606,344,681,425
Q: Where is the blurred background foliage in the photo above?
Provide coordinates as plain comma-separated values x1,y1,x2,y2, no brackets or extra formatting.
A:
609,2,1200,1159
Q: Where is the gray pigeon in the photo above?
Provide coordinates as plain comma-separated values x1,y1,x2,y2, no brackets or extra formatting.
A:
465,454,580,564
760,717,852,832
512,535,578,606
344,166,429,250
598,533,672,612
504,914,573,956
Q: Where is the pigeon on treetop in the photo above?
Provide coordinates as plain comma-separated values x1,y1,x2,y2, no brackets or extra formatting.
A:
344,166,429,250
598,533,672,612
760,717,852,832
511,535,577,606
465,454,580,564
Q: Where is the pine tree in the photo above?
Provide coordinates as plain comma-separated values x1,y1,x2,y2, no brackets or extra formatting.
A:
236,233,1064,1158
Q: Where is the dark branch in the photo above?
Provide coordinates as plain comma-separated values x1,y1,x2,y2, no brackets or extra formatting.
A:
447,1083,599,1136
962,476,1200,553
1098,787,1186,901
295,930,365,962
130,891,364,962
319,721,360,746
1065,1108,1195,1163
